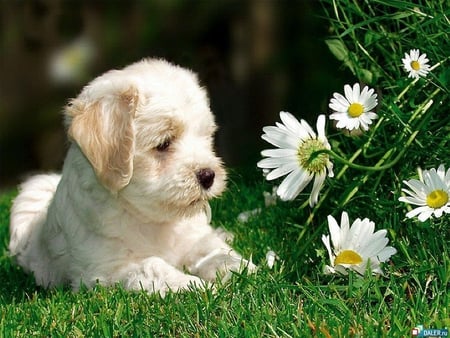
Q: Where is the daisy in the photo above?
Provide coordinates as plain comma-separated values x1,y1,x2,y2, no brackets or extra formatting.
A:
329,83,378,132
321,212,397,276
257,112,334,206
402,49,431,79
398,164,450,222
49,36,96,85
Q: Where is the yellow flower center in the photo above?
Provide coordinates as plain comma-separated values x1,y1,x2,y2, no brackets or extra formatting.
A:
297,139,329,174
410,60,421,71
334,250,363,265
348,103,364,117
426,189,449,209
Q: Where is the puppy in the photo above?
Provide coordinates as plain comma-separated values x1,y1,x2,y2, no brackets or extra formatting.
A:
9,58,254,294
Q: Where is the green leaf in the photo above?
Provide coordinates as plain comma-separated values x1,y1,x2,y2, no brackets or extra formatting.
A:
438,67,450,89
325,39,349,62
359,68,373,84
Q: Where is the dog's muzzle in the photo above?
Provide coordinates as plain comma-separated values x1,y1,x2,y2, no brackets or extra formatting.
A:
196,168,215,190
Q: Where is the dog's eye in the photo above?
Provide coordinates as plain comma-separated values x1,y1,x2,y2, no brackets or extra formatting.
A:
156,139,171,152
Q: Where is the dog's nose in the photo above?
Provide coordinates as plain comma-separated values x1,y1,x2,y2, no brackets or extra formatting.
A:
196,168,215,190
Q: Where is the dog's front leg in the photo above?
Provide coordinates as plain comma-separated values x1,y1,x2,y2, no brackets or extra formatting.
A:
188,239,256,282
120,257,204,295
191,249,252,281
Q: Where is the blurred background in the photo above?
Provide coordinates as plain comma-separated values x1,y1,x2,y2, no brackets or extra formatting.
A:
0,0,349,191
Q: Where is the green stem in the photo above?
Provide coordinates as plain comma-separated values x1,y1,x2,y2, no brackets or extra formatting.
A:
337,148,362,180
308,148,391,172
299,94,435,224
313,89,437,173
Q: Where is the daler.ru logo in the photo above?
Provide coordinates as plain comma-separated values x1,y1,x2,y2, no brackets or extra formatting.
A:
412,325,448,337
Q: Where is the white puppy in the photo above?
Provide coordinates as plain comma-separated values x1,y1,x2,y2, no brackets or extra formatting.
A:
9,58,254,294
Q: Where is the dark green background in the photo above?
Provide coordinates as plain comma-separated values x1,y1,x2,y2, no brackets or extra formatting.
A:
0,0,348,190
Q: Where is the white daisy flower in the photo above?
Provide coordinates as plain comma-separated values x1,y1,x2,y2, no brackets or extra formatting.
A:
329,83,378,132
49,36,96,85
321,212,397,276
402,49,431,79
399,164,450,222
257,112,334,206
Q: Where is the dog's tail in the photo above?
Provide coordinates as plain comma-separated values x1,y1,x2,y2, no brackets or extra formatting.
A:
9,174,61,257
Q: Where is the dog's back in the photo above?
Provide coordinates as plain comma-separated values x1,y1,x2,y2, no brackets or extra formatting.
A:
9,174,61,278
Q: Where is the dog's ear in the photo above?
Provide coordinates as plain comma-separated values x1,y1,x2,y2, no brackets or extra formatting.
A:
66,86,138,193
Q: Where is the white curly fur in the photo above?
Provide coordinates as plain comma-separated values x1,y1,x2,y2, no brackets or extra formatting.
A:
9,58,254,294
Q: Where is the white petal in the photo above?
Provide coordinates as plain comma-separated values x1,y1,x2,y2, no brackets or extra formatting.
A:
321,234,335,264
436,164,446,181
398,196,427,206
428,169,447,190
361,236,389,258
433,208,444,218
365,112,379,120
279,111,309,139
358,119,370,131
348,118,361,131
405,206,432,219
265,162,298,180
261,148,298,158
326,161,334,177
345,218,363,249
441,165,450,184
352,83,361,99
316,115,326,141
329,111,347,121
377,246,397,262
339,211,350,247
366,259,383,275
257,156,295,169
300,119,316,139
309,170,326,207
344,84,356,103
277,168,312,201
344,85,355,103
334,265,349,275
363,96,378,111
350,262,369,276
262,127,300,149
360,113,377,125
406,207,436,221
327,214,342,251
323,265,336,275
329,93,349,112
360,85,370,99
357,220,378,249
403,179,427,198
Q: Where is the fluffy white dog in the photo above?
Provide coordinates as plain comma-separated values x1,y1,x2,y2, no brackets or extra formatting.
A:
9,58,254,294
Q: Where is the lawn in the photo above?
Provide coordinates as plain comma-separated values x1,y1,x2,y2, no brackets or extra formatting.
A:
0,166,449,336
1,0,449,336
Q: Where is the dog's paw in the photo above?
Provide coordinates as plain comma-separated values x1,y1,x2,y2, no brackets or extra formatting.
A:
122,257,206,296
166,274,206,294
220,257,257,283
192,249,256,282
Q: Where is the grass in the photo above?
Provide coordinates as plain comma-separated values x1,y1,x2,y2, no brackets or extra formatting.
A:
1,0,449,336
0,167,449,337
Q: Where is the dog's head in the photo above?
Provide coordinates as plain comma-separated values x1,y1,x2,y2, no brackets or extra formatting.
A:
65,58,226,222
